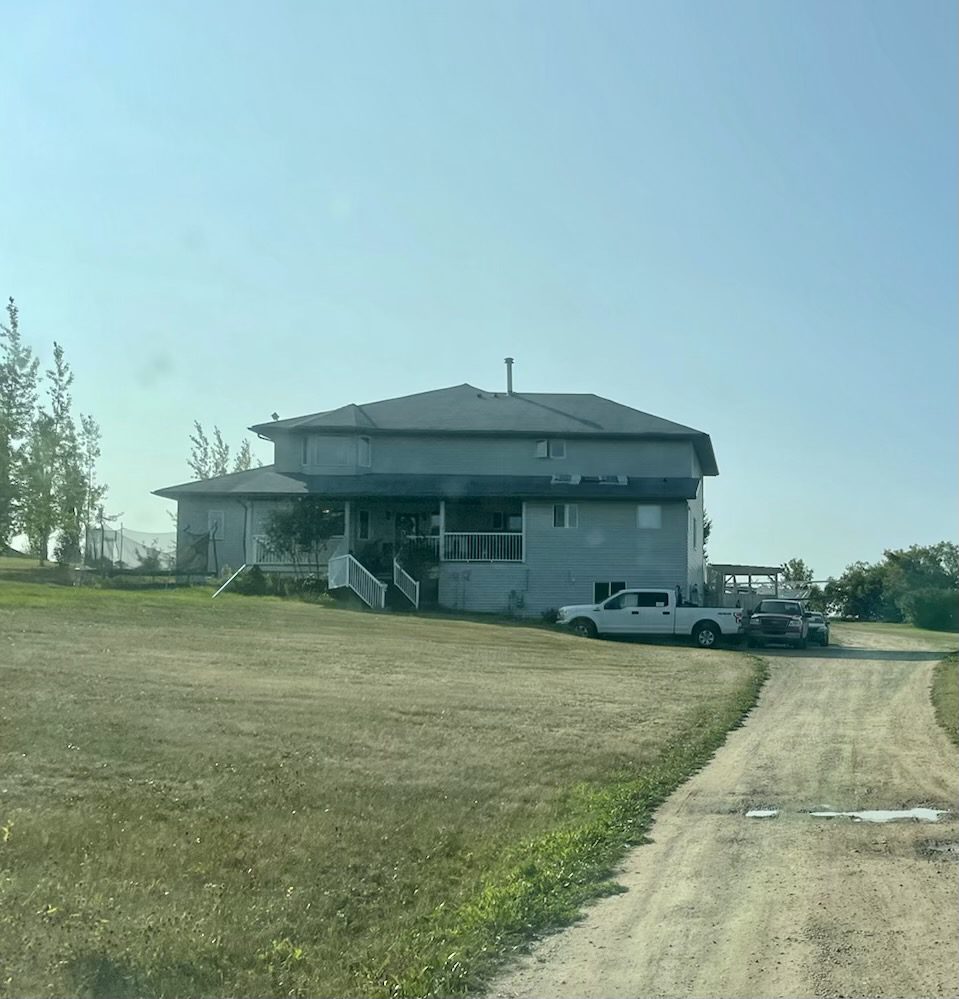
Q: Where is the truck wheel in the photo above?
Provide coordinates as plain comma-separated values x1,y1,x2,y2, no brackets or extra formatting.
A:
571,618,597,639
694,622,720,649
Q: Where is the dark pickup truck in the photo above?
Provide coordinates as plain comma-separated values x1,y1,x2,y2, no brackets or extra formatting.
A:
746,598,810,649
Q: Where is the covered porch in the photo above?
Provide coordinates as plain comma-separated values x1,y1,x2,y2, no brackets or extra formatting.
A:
247,497,526,571
349,497,525,564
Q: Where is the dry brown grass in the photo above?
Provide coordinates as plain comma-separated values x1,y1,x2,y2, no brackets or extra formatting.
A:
0,582,760,997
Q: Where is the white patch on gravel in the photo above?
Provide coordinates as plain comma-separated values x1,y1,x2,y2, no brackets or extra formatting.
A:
809,807,948,823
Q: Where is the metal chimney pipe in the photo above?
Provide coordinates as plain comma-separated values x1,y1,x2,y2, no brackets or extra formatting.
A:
504,357,514,395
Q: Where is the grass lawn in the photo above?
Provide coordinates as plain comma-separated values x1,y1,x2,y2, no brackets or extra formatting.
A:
0,582,763,998
931,653,958,746
831,619,959,651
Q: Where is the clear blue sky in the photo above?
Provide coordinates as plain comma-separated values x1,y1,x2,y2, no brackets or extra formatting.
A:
2,0,955,577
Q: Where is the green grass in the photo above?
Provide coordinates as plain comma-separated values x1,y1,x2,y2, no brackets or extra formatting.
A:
931,653,958,746
0,582,764,997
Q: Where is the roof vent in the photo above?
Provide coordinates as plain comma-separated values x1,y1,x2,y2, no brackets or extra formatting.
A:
551,473,581,485
598,475,628,485
504,357,514,395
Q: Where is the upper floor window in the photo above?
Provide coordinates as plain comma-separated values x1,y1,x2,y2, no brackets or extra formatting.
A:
358,436,372,467
536,439,566,459
301,436,309,465
553,503,578,528
637,504,662,529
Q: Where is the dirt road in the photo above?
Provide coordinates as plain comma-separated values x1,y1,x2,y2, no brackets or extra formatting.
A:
491,626,958,999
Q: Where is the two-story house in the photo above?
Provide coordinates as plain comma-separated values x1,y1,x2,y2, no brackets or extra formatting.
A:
154,379,718,616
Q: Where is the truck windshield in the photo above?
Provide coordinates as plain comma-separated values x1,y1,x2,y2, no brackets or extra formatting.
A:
756,601,802,615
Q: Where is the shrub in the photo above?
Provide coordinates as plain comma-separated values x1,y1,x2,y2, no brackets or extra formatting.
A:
233,565,268,596
541,608,559,624
900,588,959,632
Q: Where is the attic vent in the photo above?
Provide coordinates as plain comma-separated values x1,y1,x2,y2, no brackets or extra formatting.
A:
551,474,581,485
598,475,629,485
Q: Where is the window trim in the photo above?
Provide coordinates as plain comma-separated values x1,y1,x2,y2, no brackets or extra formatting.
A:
594,580,627,603
536,438,566,459
553,503,578,528
358,436,372,468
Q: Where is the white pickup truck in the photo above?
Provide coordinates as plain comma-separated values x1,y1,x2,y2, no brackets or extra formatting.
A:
556,588,743,648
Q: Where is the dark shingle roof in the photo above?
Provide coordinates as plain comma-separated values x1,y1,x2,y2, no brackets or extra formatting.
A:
251,384,706,435
250,384,718,474
154,468,700,501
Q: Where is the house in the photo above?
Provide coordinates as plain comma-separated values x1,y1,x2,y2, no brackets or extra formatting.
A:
154,373,717,616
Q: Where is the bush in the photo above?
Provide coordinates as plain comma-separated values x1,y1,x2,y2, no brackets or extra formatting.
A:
232,565,268,596
541,608,559,624
291,574,328,599
900,587,958,632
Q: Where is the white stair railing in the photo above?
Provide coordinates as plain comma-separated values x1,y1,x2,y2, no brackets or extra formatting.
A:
328,554,386,610
393,559,420,609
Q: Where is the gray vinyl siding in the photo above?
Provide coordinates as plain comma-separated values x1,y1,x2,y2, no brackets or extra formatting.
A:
272,430,696,478
176,496,248,573
687,481,705,599
274,432,364,474
439,500,689,615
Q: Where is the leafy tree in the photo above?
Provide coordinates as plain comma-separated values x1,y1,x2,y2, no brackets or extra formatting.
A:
188,421,256,478
0,297,39,546
20,413,58,563
702,511,712,560
827,560,897,621
234,438,253,472
265,498,344,575
78,414,107,530
882,543,958,631
804,584,828,613
782,558,814,584
883,543,957,608
46,343,85,563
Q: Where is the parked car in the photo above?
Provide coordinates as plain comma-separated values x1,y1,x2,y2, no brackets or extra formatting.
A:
805,612,830,646
746,598,809,649
556,588,743,648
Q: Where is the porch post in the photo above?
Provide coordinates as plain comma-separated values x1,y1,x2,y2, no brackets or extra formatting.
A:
245,502,255,563
344,500,352,554
521,500,527,562
439,500,446,561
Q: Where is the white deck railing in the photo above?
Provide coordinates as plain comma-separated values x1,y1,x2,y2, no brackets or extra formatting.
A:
392,559,420,608
328,554,386,609
443,532,523,562
403,535,441,556
253,535,344,567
